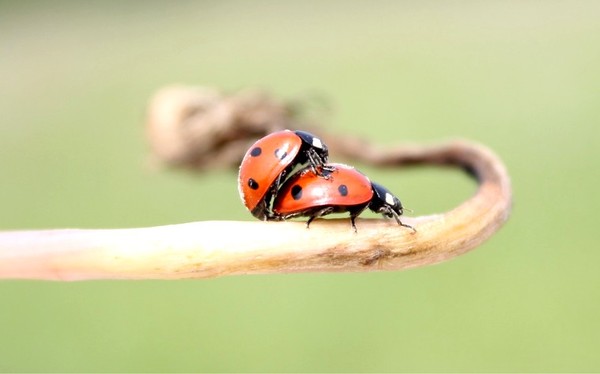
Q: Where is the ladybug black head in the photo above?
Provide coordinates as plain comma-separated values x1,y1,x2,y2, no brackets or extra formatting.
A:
369,182,404,217
294,130,328,159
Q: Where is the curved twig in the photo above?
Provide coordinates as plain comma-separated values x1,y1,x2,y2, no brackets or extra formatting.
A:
0,87,512,281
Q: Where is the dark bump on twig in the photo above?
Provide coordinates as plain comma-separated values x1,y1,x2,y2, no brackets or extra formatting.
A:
461,163,481,182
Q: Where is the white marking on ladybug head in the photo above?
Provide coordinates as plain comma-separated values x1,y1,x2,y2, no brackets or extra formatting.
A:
312,137,323,149
385,192,396,206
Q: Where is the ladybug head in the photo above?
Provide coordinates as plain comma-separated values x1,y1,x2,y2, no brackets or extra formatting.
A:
369,182,404,218
294,130,329,161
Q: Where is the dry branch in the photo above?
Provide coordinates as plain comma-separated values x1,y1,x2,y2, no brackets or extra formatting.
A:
0,87,512,281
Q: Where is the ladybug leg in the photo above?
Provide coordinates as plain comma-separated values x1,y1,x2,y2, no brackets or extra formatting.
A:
349,206,368,233
321,163,336,173
272,171,287,191
306,207,334,229
306,149,320,174
385,207,416,233
306,149,334,177
262,188,280,221
350,216,358,233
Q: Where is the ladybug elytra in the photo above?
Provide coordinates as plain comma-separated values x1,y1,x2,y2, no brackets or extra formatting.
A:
272,163,415,232
238,130,329,220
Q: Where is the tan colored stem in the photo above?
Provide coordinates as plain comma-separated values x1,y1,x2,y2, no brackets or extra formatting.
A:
0,140,511,281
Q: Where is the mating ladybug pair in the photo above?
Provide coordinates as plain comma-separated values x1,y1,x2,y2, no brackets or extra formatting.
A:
238,130,415,232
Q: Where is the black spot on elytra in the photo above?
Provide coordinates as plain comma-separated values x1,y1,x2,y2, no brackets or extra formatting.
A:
291,185,303,200
248,178,259,190
250,147,262,157
274,148,287,160
338,184,348,196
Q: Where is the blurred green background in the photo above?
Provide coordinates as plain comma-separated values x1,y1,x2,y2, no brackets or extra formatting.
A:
1,1,599,372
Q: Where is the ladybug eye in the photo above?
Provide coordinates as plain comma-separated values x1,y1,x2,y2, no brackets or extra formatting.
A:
274,148,288,160
338,184,348,196
291,185,303,200
250,147,262,157
248,178,259,190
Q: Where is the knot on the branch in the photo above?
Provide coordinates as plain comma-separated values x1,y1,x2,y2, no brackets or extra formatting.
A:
146,86,321,170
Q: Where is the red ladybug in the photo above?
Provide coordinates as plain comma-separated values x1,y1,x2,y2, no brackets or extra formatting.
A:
238,130,329,220
272,163,415,232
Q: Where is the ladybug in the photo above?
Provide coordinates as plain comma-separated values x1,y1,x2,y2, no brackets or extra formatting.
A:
272,163,415,232
238,130,329,220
